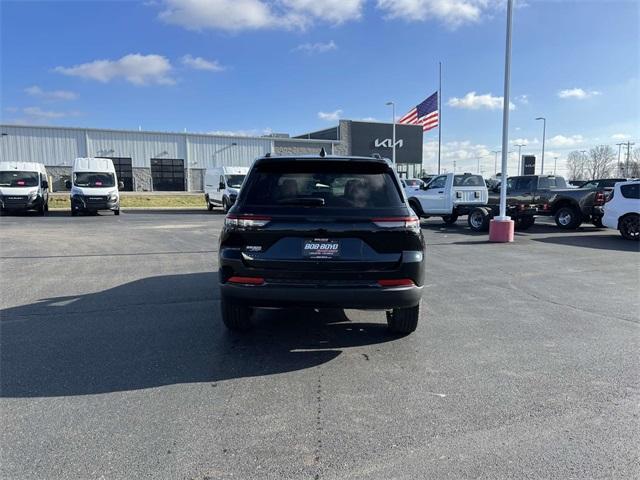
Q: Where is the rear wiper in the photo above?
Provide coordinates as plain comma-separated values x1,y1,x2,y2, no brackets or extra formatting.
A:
276,197,325,206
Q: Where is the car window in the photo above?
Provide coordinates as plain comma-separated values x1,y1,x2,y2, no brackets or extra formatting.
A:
454,174,484,187
620,183,640,199
516,177,535,191
74,172,115,188
243,161,403,209
581,181,598,189
428,176,446,189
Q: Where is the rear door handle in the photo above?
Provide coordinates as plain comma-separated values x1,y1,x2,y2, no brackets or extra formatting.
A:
437,190,444,193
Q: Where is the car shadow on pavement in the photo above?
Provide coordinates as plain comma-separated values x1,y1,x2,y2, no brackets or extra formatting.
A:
0,272,400,398
122,209,222,215
533,235,640,252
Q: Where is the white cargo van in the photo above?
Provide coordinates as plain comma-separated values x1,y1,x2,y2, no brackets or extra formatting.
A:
0,162,49,215
66,157,123,216
204,166,248,212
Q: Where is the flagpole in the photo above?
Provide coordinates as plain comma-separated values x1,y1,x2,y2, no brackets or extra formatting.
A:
438,61,442,175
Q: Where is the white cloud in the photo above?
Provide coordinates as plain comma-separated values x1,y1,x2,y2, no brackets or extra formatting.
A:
547,134,585,148
557,88,601,99
515,94,529,105
21,106,80,119
611,133,630,140
318,109,342,121
447,91,515,110
293,40,338,54
376,0,499,29
24,85,78,101
510,137,539,146
359,117,379,122
158,0,363,32
181,54,225,71
54,54,174,86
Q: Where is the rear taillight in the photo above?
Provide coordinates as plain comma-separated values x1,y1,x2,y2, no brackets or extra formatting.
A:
228,276,265,285
377,279,415,287
372,216,420,232
594,192,606,205
225,214,271,229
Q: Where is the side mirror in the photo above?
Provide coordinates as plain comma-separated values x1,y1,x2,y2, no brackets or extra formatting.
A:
65,180,72,190
41,180,49,189
118,181,125,190
420,184,428,190
219,181,226,190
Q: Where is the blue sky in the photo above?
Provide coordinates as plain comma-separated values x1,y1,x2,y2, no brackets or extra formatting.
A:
1,0,638,174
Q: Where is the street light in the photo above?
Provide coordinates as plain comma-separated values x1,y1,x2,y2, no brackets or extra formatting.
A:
385,101,396,165
616,142,625,176
553,156,558,175
514,143,526,175
491,150,501,175
535,117,546,175
212,142,238,167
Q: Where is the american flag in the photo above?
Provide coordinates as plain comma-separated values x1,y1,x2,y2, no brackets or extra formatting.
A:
398,92,439,132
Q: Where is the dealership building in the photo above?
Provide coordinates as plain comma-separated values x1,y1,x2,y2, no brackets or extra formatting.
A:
0,121,423,192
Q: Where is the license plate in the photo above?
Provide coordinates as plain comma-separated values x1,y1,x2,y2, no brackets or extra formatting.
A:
303,239,340,259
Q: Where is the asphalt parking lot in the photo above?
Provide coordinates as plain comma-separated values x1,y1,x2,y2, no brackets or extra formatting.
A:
1,210,639,480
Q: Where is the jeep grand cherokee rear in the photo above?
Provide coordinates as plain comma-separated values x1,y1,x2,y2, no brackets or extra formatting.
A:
218,155,426,334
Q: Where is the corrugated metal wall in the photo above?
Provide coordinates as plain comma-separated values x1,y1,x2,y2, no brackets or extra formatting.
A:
0,125,282,169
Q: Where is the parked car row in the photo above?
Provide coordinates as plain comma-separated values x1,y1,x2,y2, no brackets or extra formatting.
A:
1,158,638,242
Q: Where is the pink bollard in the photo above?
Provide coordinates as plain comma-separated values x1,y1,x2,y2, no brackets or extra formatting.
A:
489,218,515,242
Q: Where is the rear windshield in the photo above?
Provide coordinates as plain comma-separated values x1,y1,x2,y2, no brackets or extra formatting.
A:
243,161,403,208
0,171,39,187
405,179,422,187
454,174,484,187
74,172,115,188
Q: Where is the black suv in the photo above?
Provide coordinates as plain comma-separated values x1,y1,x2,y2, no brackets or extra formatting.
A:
218,154,426,334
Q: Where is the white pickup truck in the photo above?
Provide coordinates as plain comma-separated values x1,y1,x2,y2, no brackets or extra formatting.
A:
406,173,488,225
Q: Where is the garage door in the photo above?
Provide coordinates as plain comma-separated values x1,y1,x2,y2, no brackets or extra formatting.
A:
106,157,133,191
151,158,185,191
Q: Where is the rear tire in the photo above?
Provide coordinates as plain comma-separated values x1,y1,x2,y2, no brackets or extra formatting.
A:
619,214,639,241
206,195,213,211
409,199,423,218
71,209,77,217
222,197,230,213
442,214,459,225
38,203,46,216
554,206,582,229
221,296,253,331
386,304,420,334
114,209,120,216
468,207,491,232
592,216,603,228
515,215,535,230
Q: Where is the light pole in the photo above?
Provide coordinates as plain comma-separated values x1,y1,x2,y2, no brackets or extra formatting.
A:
535,117,546,175
514,143,526,175
553,156,558,175
491,150,501,175
212,142,238,167
616,142,625,176
385,101,396,165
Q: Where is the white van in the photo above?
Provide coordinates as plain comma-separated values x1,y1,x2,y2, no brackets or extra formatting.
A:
66,157,123,216
204,166,248,212
0,162,49,215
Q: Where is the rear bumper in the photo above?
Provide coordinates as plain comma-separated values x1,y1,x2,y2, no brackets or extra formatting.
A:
220,281,423,309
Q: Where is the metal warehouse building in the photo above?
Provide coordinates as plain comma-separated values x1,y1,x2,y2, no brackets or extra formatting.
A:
0,120,423,192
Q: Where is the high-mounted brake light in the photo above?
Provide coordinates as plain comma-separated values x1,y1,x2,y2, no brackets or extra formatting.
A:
225,214,271,229
228,276,265,285
377,279,414,287
372,216,420,231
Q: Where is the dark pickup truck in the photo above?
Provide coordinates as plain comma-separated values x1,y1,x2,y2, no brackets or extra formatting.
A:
467,175,606,231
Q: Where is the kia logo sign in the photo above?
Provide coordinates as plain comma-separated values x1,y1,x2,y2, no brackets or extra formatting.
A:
374,138,404,148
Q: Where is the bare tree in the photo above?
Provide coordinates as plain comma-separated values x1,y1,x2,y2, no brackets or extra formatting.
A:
566,150,587,180
585,145,615,180
628,147,640,177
